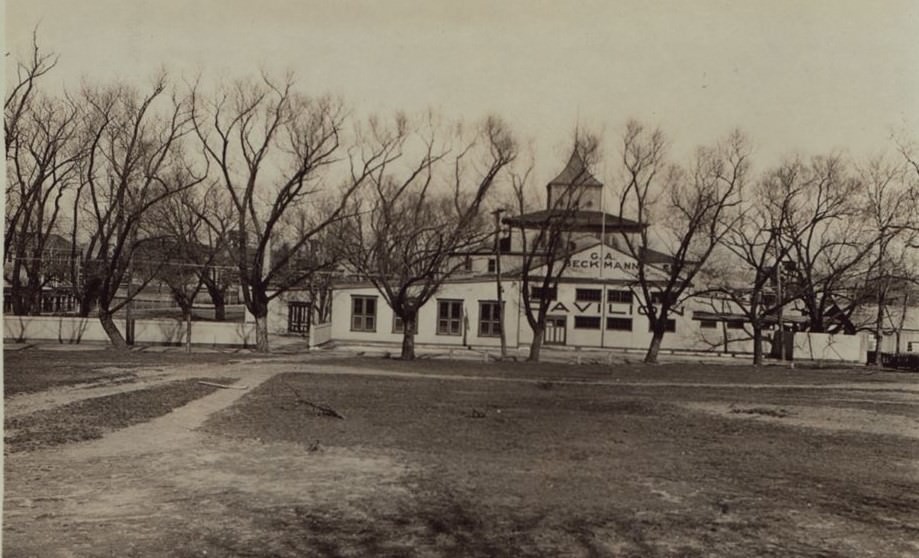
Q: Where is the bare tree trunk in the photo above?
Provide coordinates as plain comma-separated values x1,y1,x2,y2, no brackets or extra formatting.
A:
400,314,417,360
214,299,226,321
528,326,544,362
184,308,193,353
78,293,95,317
10,261,27,315
752,324,764,366
204,280,226,321
254,313,269,352
644,330,664,364
400,333,416,360
99,309,127,349
246,290,271,352
21,269,44,315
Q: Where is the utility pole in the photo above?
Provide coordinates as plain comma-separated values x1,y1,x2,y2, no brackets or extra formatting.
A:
775,261,783,362
493,208,507,359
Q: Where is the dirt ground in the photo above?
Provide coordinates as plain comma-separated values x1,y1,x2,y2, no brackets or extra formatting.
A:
4,349,919,557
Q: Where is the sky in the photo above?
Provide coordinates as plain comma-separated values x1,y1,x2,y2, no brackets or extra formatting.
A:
5,0,919,187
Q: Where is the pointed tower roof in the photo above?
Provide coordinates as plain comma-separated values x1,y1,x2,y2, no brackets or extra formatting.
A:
547,149,603,188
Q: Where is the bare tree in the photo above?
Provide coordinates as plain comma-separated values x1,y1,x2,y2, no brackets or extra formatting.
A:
187,186,236,322
616,121,749,363
857,156,916,363
4,35,82,315
74,76,206,347
705,162,802,364
4,30,58,154
192,75,387,352
147,182,232,350
780,154,876,333
338,114,517,360
507,134,599,362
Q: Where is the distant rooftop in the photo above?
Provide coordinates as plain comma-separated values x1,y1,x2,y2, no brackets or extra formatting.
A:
503,209,645,233
547,150,603,188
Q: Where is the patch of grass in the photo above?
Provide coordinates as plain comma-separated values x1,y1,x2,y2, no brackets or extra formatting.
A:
315,355,896,386
199,370,919,556
5,377,237,452
3,349,251,396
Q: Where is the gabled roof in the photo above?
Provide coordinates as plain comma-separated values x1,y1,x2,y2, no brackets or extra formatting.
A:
503,210,645,233
639,247,677,265
548,150,603,188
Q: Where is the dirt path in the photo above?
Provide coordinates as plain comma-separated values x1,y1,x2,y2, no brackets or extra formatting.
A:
4,359,412,556
4,357,291,418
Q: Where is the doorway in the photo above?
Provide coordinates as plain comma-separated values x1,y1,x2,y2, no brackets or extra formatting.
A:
544,315,567,345
287,301,311,334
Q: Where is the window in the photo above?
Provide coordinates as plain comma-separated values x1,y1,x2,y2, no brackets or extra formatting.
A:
498,236,511,253
479,301,502,337
649,319,676,333
437,300,463,335
574,316,601,329
351,296,377,332
699,320,718,329
576,288,602,302
908,342,915,353
606,317,632,331
463,256,472,272
727,320,745,330
608,289,633,304
487,259,497,273
530,286,557,301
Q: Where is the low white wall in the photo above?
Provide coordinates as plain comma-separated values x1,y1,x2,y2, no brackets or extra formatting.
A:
789,332,866,362
4,316,254,347
4,315,108,343
309,322,332,347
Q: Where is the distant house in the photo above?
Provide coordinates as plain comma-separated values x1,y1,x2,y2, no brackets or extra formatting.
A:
3,233,80,314
851,300,919,354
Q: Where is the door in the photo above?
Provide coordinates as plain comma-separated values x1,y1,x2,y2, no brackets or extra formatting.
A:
544,315,567,345
287,301,311,334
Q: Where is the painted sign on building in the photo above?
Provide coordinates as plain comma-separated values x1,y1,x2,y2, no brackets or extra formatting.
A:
567,251,639,274
532,243,668,281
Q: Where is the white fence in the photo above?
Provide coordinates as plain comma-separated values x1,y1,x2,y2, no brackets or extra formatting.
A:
774,331,867,363
4,316,255,347
309,322,332,347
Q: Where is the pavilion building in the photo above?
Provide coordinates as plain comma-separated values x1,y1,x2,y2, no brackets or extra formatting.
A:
323,149,751,354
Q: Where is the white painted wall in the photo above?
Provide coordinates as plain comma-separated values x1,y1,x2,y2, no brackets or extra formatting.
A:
330,279,766,354
330,280,522,348
514,282,758,353
4,316,255,347
790,332,867,362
